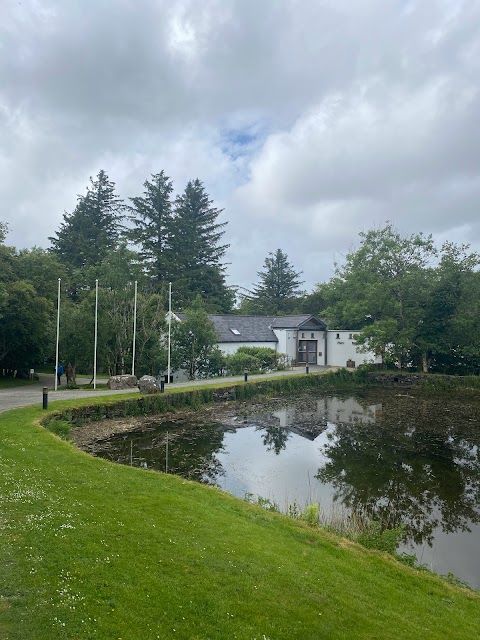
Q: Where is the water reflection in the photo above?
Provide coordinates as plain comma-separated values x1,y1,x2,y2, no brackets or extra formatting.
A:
317,398,480,546
92,391,480,586
98,424,227,485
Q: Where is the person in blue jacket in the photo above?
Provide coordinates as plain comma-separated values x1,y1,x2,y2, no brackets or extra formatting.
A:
57,363,64,385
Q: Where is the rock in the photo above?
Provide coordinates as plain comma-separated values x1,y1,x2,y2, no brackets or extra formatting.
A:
138,375,161,394
107,374,138,390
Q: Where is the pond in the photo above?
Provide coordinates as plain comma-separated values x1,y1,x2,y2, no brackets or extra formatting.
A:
86,391,480,589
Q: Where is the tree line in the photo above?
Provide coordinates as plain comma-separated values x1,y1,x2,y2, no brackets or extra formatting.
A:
1,169,479,378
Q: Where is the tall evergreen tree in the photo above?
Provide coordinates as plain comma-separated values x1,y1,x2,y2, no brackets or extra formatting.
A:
169,179,233,312
127,171,174,287
49,170,125,272
242,249,304,315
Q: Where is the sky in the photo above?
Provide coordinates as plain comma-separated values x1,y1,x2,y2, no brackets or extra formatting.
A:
2,0,480,291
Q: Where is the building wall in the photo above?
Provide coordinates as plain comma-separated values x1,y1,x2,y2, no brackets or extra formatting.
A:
273,329,327,365
272,329,298,360
326,331,379,367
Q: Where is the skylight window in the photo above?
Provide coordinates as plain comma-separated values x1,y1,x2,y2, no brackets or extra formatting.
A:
230,328,241,335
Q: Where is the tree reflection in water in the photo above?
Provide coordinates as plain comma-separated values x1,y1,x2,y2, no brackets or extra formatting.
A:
316,396,480,546
256,425,291,454
99,423,227,486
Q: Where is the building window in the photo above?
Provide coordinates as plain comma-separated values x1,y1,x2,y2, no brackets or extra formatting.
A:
311,333,315,338
230,328,241,335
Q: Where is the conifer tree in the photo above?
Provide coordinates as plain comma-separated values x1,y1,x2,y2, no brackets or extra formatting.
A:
127,171,174,287
49,170,124,271
169,179,233,312
244,249,304,315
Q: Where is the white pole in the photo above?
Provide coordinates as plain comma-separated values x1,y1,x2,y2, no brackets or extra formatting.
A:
93,279,98,390
132,280,138,377
167,282,172,384
54,278,61,391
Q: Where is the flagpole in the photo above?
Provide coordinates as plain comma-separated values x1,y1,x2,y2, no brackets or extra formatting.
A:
132,280,138,377
93,279,98,390
54,278,61,391
167,282,172,384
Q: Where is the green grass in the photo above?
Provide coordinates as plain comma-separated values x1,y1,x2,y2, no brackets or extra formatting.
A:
0,377,36,389
1,394,479,640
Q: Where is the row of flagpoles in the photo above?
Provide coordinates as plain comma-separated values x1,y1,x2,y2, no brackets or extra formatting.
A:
54,279,173,391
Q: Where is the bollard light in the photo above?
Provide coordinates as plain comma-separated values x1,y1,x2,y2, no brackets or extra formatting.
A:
306,365,310,374
42,387,48,410
160,380,165,393
244,369,248,382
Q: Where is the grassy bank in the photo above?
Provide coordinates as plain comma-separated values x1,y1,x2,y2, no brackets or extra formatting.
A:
1,382,480,639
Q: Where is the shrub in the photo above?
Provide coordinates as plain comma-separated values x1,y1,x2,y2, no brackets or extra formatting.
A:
227,347,288,374
301,503,320,526
225,352,262,375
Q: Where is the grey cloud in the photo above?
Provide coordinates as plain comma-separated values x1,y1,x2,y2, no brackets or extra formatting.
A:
1,0,480,290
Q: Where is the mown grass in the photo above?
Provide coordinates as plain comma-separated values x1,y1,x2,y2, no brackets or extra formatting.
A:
1,386,480,639
0,377,36,389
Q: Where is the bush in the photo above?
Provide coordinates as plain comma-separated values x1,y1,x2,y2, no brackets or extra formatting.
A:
225,352,262,375
226,347,288,375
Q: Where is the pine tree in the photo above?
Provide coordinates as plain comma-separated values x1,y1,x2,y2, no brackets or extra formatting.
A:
127,171,174,287
244,249,304,315
169,179,233,312
49,170,125,271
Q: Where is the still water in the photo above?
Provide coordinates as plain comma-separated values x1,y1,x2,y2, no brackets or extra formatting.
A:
93,392,480,588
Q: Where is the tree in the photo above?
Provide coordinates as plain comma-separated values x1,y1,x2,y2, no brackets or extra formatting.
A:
49,170,125,275
321,224,436,367
171,297,220,378
242,249,304,315
169,179,233,312
414,243,480,373
0,281,53,370
0,221,8,244
127,171,174,287
15,247,66,303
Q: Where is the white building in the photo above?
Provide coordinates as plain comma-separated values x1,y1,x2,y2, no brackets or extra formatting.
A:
173,313,378,368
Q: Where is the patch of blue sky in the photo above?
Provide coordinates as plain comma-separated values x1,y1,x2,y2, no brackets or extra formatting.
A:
219,118,270,160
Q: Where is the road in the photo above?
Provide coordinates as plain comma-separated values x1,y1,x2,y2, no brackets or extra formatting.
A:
0,366,333,414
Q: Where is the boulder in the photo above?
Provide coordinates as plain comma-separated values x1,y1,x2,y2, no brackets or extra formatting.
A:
138,375,161,394
107,374,138,390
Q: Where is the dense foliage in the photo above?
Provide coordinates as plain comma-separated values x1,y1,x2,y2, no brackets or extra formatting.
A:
320,224,480,372
2,179,480,379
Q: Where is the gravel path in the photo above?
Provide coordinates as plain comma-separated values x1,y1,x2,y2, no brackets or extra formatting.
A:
0,366,333,415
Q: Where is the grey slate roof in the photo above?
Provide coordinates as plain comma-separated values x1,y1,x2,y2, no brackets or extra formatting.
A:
174,314,326,343
271,315,327,329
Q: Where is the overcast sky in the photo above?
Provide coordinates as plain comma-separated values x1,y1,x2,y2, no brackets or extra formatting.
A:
2,0,480,291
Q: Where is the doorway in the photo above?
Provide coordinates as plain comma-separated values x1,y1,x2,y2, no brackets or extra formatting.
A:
298,340,317,364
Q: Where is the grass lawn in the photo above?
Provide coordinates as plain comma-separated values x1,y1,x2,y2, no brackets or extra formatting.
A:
1,395,479,640
0,377,36,389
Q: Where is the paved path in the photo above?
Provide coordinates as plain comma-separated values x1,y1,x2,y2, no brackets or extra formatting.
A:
0,367,333,415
